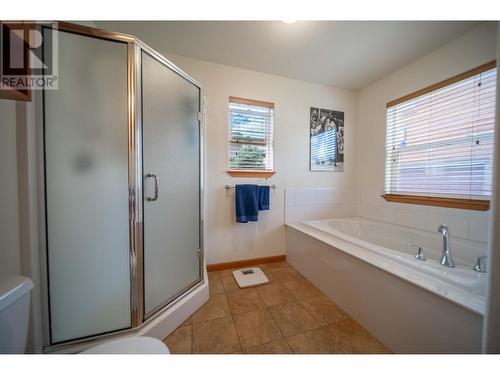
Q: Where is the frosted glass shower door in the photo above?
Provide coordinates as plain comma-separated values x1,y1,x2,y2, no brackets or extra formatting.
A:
44,30,131,343
142,51,201,316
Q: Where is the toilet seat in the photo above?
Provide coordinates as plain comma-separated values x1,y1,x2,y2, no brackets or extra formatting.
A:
81,336,170,354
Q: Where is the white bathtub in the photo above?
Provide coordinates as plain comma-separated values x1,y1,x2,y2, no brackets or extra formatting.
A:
286,217,487,353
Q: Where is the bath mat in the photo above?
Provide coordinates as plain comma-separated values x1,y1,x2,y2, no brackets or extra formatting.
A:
232,267,269,288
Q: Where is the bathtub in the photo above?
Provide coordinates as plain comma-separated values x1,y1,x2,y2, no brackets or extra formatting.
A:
286,217,487,353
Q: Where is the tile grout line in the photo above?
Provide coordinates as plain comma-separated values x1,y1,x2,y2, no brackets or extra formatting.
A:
266,304,295,354
265,280,297,353
227,296,244,353
188,263,386,354
265,277,342,353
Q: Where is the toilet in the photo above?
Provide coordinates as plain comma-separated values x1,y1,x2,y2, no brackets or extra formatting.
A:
0,276,33,353
0,276,169,354
81,336,169,354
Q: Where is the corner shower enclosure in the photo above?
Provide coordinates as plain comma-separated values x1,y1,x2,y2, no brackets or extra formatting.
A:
39,22,204,350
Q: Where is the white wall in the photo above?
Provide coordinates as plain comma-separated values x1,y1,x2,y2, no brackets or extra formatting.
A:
355,22,498,243
163,54,357,264
2,22,496,269
0,99,21,277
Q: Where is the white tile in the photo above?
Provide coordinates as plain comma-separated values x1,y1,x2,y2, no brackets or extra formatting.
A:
381,200,400,209
313,189,336,205
302,205,325,220
354,203,366,217
425,205,447,215
446,208,472,218
360,188,383,206
469,219,490,243
356,189,363,204
329,203,355,218
447,207,491,221
314,204,333,219
285,188,295,207
336,188,356,204
316,204,339,219
426,213,468,239
355,203,368,218
382,200,424,212
403,203,428,212
284,188,296,208
467,210,491,221
285,206,304,223
368,205,394,223
394,209,426,230
295,189,315,206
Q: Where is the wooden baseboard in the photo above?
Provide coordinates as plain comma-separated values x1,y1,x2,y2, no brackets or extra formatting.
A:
207,255,286,272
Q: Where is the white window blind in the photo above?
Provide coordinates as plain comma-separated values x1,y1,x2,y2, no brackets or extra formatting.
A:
228,97,274,170
385,65,496,200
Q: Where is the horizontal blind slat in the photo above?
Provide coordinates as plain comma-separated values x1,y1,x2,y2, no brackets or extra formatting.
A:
385,66,496,199
228,100,274,170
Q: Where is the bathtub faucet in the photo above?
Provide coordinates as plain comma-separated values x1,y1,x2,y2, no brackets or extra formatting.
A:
438,224,455,268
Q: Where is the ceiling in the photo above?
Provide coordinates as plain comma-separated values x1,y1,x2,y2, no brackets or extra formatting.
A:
97,21,480,90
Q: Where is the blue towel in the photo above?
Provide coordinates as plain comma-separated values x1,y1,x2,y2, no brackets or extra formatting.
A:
258,185,270,210
235,184,259,223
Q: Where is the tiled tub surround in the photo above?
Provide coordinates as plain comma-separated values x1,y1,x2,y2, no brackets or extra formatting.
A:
163,262,390,354
284,188,356,223
284,188,491,244
355,188,491,243
286,221,484,353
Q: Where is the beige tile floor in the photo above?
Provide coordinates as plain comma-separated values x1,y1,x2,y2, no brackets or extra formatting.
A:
163,261,391,354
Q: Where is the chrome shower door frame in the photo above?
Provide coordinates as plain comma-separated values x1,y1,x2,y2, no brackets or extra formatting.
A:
38,21,205,352
136,39,205,320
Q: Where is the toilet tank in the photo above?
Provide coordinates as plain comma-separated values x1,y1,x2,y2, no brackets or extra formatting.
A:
0,276,34,353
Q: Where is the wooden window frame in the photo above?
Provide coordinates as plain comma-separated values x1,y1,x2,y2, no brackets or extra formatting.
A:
383,60,496,211
382,194,489,211
227,96,275,178
227,170,276,178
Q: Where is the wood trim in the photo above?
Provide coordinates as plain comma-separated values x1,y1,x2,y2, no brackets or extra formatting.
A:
386,60,497,108
227,170,276,178
0,85,31,101
229,96,275,109
207,255,286,272
382,194,489,211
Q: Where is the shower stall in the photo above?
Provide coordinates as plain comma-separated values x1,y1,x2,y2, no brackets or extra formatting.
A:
38,22,206,351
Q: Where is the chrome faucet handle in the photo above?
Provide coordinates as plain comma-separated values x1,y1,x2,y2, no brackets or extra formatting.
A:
438,224,448,234
408,244,426,261
437,224,455,268
473,256,487,273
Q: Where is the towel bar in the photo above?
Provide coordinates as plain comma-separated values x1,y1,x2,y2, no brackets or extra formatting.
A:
225,184,276,190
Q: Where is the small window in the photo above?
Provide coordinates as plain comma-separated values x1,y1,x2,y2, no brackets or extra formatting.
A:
384,61,496,211
228,96,274,177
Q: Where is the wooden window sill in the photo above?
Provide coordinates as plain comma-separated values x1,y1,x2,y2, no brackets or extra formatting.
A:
382,194,490,211
227,170,275,178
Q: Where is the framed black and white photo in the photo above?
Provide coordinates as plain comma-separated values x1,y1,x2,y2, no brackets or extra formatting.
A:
309,107,344,171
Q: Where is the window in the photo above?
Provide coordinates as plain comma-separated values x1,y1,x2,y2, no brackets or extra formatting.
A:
384,61,496,211
228,96,275,177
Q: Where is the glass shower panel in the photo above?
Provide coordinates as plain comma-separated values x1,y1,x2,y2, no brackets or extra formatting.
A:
142,51,201,315
44,30,131,343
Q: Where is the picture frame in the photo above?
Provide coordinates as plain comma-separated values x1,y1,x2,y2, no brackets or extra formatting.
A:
309,107,344,171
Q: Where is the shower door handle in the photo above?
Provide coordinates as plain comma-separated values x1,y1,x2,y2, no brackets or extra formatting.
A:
145,173,159,201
